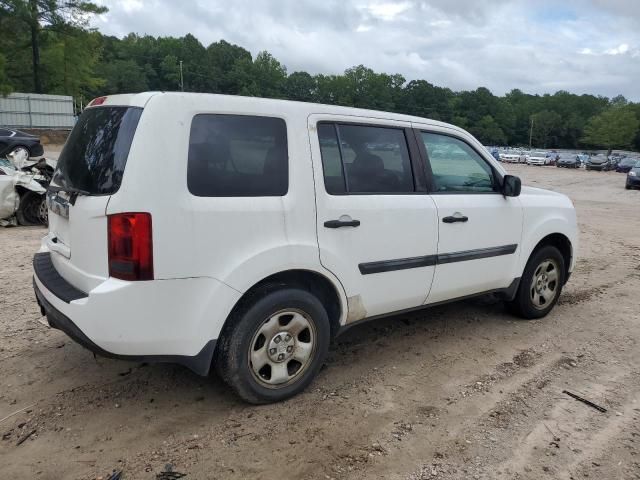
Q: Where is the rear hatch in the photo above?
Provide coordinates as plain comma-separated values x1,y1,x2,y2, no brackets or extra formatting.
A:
46,104,143,293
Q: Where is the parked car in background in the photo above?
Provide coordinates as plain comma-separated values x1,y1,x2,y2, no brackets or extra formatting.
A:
626,161,640,189
526,151,551,166
616,157,638,173
0,151,53,226
32,92,578,404
500,150,524,163
609,155,622,170
585,155,612,171
557,154,581,168
0,128,44,159
576,154,589,166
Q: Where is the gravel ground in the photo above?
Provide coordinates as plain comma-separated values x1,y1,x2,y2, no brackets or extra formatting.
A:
1,164,639,480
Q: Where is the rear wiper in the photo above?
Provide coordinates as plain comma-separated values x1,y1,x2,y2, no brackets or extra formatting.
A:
48,184,93,205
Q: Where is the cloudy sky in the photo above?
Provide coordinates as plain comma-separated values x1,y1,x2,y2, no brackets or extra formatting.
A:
92,0,640,100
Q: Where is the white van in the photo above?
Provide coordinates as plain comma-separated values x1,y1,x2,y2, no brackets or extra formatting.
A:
33,92,578,403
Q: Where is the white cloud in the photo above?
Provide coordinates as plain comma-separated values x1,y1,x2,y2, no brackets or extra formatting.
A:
604,43,630,55
365,2,412,21
90,0,640,100
119,0,143,13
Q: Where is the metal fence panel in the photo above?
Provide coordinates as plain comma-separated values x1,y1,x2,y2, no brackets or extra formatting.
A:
0,93,75,129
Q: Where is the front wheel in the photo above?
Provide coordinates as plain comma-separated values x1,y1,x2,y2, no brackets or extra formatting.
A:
215,287,331,404
507,245,565,319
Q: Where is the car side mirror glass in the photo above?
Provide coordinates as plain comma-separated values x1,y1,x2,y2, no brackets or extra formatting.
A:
502,174,521,197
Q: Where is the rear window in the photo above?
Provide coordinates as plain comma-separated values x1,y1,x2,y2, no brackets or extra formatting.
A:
187,114,288,197
53,106,142,195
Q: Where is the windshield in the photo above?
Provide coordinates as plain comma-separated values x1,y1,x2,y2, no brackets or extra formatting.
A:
620,158,636,166
53,106,142,195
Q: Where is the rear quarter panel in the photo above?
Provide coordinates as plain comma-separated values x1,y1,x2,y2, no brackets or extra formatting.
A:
106,94,348,328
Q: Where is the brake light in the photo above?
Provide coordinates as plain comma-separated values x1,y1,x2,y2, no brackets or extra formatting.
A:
88,96,107,106
108,213,153,281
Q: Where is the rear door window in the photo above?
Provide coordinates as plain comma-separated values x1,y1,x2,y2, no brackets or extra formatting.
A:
318,123,414,194
53,107,142,195
188,114,288,197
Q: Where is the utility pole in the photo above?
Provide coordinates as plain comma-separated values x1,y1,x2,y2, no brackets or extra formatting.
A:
179,60,184,91
529,115,534,148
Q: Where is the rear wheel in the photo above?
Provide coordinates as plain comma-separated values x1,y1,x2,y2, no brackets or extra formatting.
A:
507,245,565,319
16,191,47,226
216,287,331,404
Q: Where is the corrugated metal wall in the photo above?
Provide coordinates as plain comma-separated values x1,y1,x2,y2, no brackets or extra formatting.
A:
0,93,75,129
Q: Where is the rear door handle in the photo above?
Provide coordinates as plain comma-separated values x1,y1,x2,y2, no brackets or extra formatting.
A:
324,219,361,228
442,214,468,223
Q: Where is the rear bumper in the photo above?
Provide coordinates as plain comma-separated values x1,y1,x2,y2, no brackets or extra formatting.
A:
33,277,215,375
32,251,240,375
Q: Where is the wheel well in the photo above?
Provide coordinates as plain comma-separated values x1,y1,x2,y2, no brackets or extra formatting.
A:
222,270,343,339
532,233,572,282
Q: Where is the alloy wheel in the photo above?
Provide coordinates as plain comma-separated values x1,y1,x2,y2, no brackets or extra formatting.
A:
248,309,316,388
529,258,560,310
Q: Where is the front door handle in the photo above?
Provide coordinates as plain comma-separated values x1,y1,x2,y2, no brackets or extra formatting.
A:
442,214,468,223
324,219,361,228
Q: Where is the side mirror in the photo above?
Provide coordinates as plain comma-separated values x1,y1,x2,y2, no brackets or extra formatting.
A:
502,174,521,197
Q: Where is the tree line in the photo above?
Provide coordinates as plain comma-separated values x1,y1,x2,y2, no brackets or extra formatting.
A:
1,0,639,151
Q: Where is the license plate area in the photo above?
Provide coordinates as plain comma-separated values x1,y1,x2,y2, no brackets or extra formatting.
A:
46,190,70,219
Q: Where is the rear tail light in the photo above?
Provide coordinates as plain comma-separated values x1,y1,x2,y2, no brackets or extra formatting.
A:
108,213,153,281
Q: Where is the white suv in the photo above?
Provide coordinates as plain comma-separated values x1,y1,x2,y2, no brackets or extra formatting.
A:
33,92,578,403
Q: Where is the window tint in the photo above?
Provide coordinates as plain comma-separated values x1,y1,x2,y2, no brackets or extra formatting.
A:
188,114,288,197
318,124,346,194
318,123,414,194
53,107,142,195
421,132,496,193
0,129,11,136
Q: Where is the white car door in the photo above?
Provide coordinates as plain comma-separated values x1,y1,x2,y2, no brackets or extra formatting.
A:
412,125,524,304
310,115,439,321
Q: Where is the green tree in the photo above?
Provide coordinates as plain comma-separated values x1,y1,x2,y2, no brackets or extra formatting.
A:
98,59,148,94
205,40,251,94
531,110,562,148
0,0,107,92
285,71,316,102
159,54,181,90
397,80,454,121
468,115,507,145
582,107,640,153
40,27,103,98
0,53,11,94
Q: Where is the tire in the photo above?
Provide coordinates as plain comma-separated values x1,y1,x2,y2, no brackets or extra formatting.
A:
506,245,565,320
626,184,631,190
8,145,30,158
16,191,47,226
215,287,331,404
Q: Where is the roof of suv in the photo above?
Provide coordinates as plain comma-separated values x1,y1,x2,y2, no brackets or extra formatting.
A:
94,91,463,133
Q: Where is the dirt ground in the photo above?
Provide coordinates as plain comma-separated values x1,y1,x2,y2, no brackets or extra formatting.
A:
1,164,639,480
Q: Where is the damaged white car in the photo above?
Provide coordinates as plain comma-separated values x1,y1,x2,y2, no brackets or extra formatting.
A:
0,150,55,226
